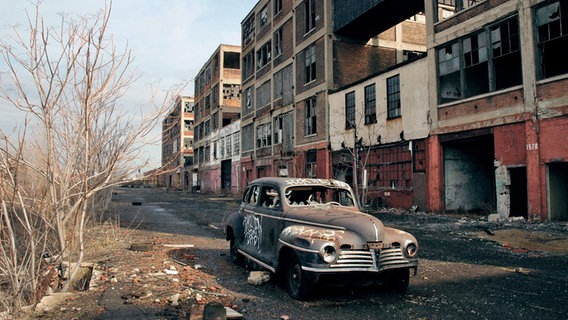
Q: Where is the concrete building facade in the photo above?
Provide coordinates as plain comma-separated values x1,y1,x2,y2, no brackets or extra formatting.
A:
424,0,568,220
161,95,195,190
193,44,242,193
239,0,426,192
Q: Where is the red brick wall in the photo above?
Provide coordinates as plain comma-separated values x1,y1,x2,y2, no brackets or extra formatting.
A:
332,42,395,88
494,122,527,166
438,88,523,121
539,117,568,163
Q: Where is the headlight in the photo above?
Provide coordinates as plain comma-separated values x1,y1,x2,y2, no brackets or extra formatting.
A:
404,242,417,258
320,243,337,263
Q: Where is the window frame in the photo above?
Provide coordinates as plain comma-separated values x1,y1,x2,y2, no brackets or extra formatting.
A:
345,91,356,129
364,84,377,125
387,75,401,119
304,0,316,35
304,96,317,136
304,44,316,84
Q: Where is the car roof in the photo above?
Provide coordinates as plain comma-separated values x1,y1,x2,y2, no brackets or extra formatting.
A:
248,177,351,189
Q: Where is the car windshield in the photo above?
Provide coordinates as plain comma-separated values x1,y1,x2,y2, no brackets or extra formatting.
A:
284,185,356,207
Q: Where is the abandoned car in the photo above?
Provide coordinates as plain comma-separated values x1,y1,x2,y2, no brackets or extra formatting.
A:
223,177,419,300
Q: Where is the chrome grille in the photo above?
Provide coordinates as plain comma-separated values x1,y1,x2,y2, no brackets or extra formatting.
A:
377,247,409,269
330,249,374,268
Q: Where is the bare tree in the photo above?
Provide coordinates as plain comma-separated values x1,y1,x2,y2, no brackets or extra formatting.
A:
0,2,184,312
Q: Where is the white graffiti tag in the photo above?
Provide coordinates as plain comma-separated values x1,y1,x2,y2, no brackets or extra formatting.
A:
282,225,344,242
243,214,262,251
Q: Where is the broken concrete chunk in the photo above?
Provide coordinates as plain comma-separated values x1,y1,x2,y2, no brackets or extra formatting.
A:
247,271,271,285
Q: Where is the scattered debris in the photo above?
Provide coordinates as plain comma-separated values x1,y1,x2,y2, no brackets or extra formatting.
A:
247,271,271,285
484,228,494,236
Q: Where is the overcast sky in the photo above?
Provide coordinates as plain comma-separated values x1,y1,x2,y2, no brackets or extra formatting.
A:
0,0,256,168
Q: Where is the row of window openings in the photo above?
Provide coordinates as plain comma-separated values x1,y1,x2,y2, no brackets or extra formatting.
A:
438,2,568,103
196,138,241,163
246,0,314,46
345,76,401,129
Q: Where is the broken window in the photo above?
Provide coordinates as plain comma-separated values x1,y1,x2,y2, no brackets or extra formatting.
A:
184,101,194,113
435,0,485,22
304,0,316,34
184,120,193,131
387,75,401,119
274,0,282,16
364,84,377,125
243,87,254,115
463,32,489,98
256,122,272,148
304,43,316,84
274,28,282,58
304,96,317,135
259,5,269,28
243,51,255,80
243,15,255,46
223,84,241,100
274,116,283,144
256,40,272,70
535,1,568,79
306,149,317,178
491,17,522,89
437,16,522,103
345,91,356,129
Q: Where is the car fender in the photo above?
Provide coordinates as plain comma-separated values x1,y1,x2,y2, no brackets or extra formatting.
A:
278,224,366,254
383,226,418,251
222,210,243,240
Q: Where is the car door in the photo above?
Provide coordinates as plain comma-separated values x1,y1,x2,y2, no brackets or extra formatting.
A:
255,184,286,266
240,184,263,257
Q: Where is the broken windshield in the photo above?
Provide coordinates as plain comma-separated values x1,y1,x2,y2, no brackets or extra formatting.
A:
284,186,355,207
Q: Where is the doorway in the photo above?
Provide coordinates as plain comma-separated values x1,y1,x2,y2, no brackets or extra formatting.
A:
548,163,568,221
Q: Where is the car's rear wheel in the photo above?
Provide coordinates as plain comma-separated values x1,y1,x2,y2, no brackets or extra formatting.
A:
285,253,314,300
384,269,409,294
229,237,244,265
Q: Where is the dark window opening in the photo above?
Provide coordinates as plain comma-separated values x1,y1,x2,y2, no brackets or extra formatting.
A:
345,91,356,129
535,1,568,79
223,52,240,69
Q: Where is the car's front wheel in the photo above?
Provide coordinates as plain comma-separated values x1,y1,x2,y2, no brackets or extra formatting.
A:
384,269,409,294
285,253,314,300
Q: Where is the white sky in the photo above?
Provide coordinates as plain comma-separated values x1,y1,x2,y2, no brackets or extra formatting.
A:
0,0,256,168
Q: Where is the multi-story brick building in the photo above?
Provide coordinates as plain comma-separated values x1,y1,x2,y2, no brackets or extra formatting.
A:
161,95,195,190
239,0,426,192
193,44,242,193
424,0,568,221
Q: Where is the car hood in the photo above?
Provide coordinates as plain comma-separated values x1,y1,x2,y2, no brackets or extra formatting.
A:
285,205,385,242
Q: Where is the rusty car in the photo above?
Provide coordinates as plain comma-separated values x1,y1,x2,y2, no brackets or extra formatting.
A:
222,177,418,300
